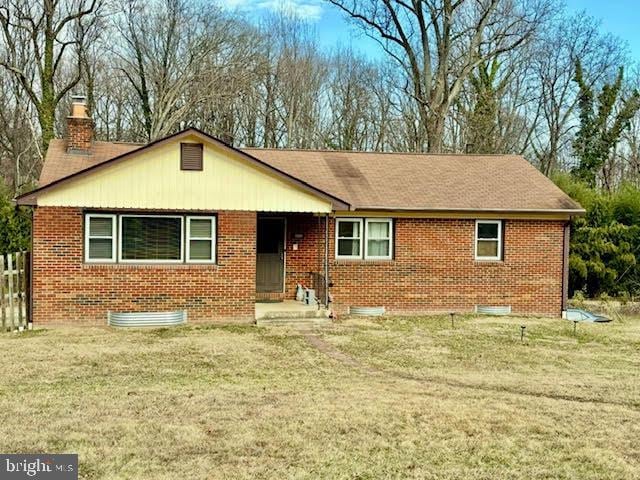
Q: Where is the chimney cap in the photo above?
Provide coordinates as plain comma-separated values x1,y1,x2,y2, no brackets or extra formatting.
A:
68,93,90,121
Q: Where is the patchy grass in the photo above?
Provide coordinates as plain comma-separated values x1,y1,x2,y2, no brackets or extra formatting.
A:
0,315,639,479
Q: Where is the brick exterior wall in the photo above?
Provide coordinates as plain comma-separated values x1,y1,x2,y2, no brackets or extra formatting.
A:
32,207,256,325
284,216,566,317
284,214,326,298
66,117,93,151
31,208,566,325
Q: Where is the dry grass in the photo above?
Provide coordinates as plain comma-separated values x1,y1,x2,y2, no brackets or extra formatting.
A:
0,315,639,479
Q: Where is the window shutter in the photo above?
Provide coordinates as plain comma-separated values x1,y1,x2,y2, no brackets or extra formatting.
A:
181,143,203,171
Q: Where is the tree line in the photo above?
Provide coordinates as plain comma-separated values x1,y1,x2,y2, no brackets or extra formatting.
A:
1,0,640,298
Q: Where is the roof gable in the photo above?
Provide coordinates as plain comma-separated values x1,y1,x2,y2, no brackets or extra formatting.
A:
18,129,348,212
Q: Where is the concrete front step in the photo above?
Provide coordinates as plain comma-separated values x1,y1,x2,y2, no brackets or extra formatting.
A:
259,308,330,320
256,317,332,327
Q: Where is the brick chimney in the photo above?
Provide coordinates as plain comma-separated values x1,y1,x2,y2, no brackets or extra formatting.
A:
66,94,93,152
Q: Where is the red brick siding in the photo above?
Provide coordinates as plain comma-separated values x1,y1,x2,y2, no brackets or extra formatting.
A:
284,214,326,297
32,207,256,325
66,117,93,151
284,216,565,317
32,209,565,325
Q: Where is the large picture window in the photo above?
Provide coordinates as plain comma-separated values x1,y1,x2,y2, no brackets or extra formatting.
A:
336,218,393,260
84,213,216,264
475,220,502,261
120,215,183,262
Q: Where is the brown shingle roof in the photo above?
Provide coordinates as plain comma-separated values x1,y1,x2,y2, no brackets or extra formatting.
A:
33,134,582,213
38,139,142,186
243,148,582,212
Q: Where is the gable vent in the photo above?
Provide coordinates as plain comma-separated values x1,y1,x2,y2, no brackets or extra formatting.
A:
181,143,203,171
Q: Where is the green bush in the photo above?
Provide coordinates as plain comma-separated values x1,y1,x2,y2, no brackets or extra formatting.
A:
555,174,640,298
0,185,31,255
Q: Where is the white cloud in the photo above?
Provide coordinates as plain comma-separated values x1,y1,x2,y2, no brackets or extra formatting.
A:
257,0,323,21
219,0,324,22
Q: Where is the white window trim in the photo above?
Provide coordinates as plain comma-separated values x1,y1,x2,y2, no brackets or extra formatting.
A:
118,215,184,264
186,216,217,264
85,214,116,263
335,218,363,260
475,220,502,261
364,218,393,260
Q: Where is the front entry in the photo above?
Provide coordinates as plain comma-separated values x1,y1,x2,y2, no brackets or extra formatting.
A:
256,217,285,293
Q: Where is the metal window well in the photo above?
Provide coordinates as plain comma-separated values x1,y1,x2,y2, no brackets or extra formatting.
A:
475,305,512,316
107,310,187,328
349,306,386,316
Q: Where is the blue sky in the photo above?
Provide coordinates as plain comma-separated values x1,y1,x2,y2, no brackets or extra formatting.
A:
224,0,640,61
565,0,639,58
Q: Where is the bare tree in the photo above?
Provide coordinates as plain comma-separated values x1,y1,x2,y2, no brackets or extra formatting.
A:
0,73,41,192
113,0,258,141
328,0,553,152
1,0,638,193
530,11,625,175
324,50,380,150
0,0,103,151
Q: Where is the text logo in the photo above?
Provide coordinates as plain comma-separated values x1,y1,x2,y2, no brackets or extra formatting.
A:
0,454,77,479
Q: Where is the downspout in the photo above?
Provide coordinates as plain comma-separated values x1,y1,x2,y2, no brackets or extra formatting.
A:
561,220,570,315
29,207,34,326
324,213,329,307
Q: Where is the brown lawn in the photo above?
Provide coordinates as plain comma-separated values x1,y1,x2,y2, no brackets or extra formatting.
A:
0,314,639,479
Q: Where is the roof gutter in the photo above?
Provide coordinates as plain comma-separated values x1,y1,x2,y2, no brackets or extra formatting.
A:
351,207,586,215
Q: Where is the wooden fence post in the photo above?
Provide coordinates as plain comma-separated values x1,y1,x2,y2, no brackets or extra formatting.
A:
25,252,31,325
7,253,14,330
0,251,30,331
0,254,5,331
16,252,23,327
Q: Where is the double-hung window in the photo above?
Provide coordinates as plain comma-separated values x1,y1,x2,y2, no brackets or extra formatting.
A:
475,220,502,261
85,214,116,262
365,219,392,259
186,216,216,263
336,218,363,259
336,218,393,260
84,213,217,264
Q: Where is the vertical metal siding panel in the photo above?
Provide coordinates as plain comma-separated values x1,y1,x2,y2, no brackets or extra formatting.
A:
245,160,254,210
190,146,197,209
37,137,332,212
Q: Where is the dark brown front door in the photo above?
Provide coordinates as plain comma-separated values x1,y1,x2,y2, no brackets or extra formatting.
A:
256,217,285,293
